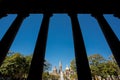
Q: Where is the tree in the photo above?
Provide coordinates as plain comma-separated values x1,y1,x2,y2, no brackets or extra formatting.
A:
70,73,77,80
0,52,51,80
0,53,28,79
88,54,120,78
43,60,52,72
42,72,50,80
42,60,52,80
70,59,77,80
108,55,120,75
70,59,76,72
88,54,106,77
24,55,32,78
49,74,60,80
88,54,105,66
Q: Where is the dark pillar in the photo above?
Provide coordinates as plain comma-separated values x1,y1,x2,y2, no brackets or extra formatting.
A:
69,13,92,80
27,13,52,80
92,14,120,67
0,14,29,66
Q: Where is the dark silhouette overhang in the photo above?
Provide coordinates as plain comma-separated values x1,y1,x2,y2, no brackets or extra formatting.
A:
0,0,119,14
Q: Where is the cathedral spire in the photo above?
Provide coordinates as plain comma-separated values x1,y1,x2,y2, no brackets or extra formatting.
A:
59,61,62,73
59,61,62,67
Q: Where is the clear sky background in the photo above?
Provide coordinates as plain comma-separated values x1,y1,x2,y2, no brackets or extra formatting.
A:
0,14,120,71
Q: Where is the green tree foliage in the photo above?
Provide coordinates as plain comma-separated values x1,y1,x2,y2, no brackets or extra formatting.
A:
42,72,50,80
108,55,120,76
88,54,120,78
0,52,51,79
44,60,52,72
49,74,60,80
0,53,28,79
70,54,120,79
88,54,105,66
70,59,76,72
70,59,77,80
88,54,106,77
42,72,60,80
70,73,77,80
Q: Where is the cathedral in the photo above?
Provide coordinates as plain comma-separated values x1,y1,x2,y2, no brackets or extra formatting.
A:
52,61,63,75
51,61,75,80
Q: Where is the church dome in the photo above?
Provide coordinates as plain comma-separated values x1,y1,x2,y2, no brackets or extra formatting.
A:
66,65,69,70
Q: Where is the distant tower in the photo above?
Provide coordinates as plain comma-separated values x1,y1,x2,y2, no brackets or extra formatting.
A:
59,61,62,73
53,66,57,74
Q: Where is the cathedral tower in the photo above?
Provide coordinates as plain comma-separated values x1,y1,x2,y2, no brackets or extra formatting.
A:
59,61,62,73
53,66,57,74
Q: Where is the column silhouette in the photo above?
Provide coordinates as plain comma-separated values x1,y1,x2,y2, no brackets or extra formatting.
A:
27,13,52,80
69,13,92,80
92,14,120,67
0,14,29,66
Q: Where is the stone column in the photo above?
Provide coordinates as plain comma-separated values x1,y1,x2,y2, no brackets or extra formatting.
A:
68,13,92,80
92,14,120,67
27,13,52,80
0,14,29,66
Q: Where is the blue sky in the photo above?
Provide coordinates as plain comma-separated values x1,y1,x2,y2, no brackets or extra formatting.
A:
0,14,120,71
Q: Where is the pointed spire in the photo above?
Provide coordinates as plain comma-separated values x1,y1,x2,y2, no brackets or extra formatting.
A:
59,60,62,67
59,60,62,73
